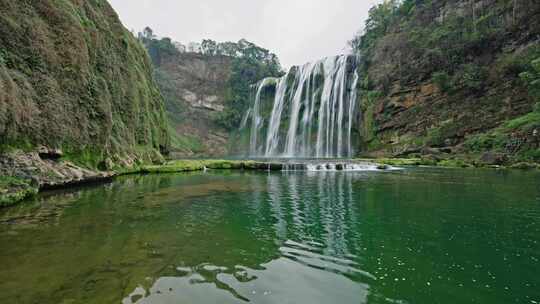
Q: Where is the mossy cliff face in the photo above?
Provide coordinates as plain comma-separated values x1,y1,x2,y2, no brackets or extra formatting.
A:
0,0,169,163
355,0,540,164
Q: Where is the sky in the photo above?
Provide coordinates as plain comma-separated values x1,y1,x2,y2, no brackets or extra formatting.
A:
108,0,381,68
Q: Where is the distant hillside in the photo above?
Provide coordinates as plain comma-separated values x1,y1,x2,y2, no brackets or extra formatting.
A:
352,0,540,164
139,31,283,157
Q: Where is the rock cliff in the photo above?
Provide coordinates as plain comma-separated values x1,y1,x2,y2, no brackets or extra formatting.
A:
0,0,170,205
154,52,232,157
354,0,540,164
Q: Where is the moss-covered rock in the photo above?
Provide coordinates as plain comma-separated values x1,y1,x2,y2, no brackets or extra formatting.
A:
0,0,169,167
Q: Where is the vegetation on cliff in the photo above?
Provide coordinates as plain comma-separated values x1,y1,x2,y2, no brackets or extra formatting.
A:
0,0,169,167
351,0,540,163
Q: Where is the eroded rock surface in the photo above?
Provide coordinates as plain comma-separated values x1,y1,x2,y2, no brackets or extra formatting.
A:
0,150,113,192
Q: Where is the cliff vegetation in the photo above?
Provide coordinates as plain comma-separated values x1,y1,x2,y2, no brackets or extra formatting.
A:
351,0,540,164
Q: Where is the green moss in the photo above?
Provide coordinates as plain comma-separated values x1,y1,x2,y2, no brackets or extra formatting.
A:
0,1,169,167
62,147,104,169
361,101,377,147
0,176,38,207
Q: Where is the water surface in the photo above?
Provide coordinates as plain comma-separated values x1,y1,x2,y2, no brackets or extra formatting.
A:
1,168,539,304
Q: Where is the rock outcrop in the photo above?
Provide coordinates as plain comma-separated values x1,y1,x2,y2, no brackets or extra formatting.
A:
0,151,114,189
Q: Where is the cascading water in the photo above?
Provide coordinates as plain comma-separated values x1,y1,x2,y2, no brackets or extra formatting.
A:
247,77,277,156
242,55,360,158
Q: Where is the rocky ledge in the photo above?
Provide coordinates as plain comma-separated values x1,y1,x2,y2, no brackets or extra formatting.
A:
0,149,114,207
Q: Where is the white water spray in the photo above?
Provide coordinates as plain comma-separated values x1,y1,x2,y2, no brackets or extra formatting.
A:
244,55,360,158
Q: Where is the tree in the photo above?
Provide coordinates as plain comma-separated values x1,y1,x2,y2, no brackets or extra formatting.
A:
350,0,401,53
201,39,218,56
187,42,202,53
142,26,154,40
138,27,180,66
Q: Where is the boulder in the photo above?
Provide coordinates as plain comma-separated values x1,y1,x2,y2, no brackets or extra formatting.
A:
479,152,508,166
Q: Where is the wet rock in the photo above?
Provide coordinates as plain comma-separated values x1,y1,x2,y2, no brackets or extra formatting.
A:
268,163,283,171
421,147,442,155
377,164,389,170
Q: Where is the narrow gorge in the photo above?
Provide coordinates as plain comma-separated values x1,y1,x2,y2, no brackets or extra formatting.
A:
0,1,539,303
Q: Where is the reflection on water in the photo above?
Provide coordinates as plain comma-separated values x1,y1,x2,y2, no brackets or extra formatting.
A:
1,169,540,304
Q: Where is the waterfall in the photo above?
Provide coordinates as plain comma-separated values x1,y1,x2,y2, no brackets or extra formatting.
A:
243,55,360,158
265,73,289,156
247,78,276,155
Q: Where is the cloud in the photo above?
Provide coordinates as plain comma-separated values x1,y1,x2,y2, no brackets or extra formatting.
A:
108,0,380,68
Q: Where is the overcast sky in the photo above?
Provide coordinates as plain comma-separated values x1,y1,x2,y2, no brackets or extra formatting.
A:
108,0,381,68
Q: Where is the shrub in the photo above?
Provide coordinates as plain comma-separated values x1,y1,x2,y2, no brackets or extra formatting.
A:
464,133,506,152
432,71,451,92
517,149,540,162
497,54,528,77
457,64,487,92
424,120,459,147
519,57,540,102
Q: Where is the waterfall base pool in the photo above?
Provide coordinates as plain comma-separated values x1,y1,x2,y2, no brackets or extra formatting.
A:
1,168,539,304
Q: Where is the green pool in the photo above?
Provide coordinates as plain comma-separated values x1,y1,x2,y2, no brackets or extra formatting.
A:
1,167,539,303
